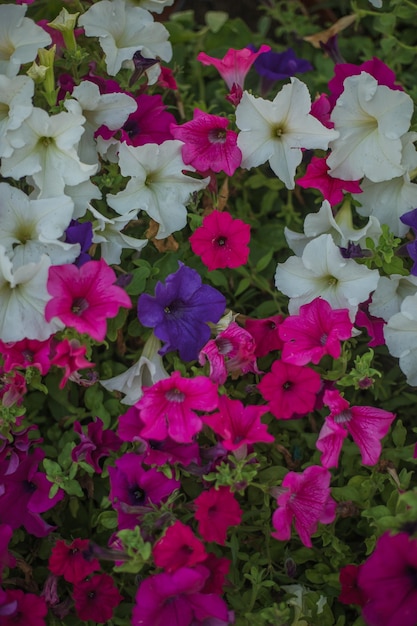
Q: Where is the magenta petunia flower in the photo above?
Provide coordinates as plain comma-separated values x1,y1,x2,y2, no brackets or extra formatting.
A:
45,259,132,342
258,360,321,419
357,532,417,626
137,264,226,362
199,321,260,385
136,371,218,443
73,573,123,623
296,156,362,206
271,465,336,547
171,110,242,176
339,564,366,606
279,298,353,366
50,338,94,389
132,566,229,626
194,486,242,545
153,520,208,573
71,418,121,473
202,395,274,452
0,338,51,375
108,452,180,530
0,524,15,579
190,210,250,271
244,315,284,358
48,538,100,583
1,589,47,626
316,389,396,467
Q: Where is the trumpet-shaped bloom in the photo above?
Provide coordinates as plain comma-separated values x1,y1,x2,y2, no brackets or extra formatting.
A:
197,45,271,92
1,590,47,626
235,78,338,189
45,259,132,342
0,75,34,158
296,156,362,206
384,293,417,385
316,389,395,467
153,521,208,572
78,0,172,76
368,274,417,322
111,92,176,146
327,72,413,182
194,486,242,545
271,465,336,547
71,418,121,473
279,298,353,365
50,338,94,389
73,573,123,623
107,140,209,239
190,210,250,271
89,206,148,265
49,538,100,583
244,315,284,357
171,109,242,176
135,370,218,443
251,46,313,96
138,264,226,361
275,234,380,321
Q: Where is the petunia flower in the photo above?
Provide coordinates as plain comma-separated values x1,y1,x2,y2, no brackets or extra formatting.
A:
0,338,51,375
338,564,366,606
296,156,362,206
135,370,218,443
1,590,47,626
89,206,148,265
190,210,250,271
64,219,93,267
279,297,353,365
153,520,208,572
369,274,417,322
316,389,395,467
235,78,339,189
73,573,123,623
45,259,132,342
271,465,336,547
384,293,417,385
171,109,242,176
138,263,226,361
250,45,313,96
244,315,284,357
48,538,100,584
71,418,121,473
0,75,34,158
194,486,242,545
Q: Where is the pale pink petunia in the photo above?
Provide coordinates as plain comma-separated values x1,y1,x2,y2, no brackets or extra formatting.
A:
194,486,242,545
279,297,353,366
136,371,218,443
171,110,242,176
296,156,362,206
190,211,250,271
272,465,336,547
45,259,131,342
317,389,396,467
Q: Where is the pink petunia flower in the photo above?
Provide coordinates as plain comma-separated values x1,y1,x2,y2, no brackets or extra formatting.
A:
271,465,336,547
258,360,321,419
310,93,334,129
136,371,218,443
199,321,260,385
194,486,242,545
0,338,51,375
279,298,353,366
296,156,362,206
48,538,100,584
73,573,123,623
190,211,250,271
244,315,284,357
71,418,121,473
45,259,132,342
50,338,94,389
355,306,386,348
1,590,47,626
202,395,274,452
153,520,208,573
316,389,396,467
171,110,242,176
357,531,417,626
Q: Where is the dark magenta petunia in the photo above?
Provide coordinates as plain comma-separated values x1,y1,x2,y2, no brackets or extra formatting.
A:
194,486,242,545
1,589,47,626
48,538,100,583
73,573,123,623
71,418,121,473
153,520,208,573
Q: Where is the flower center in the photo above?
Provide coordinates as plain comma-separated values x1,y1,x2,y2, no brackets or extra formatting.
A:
208,128,227,144
333,409,352,424
71,297,89,315
215,337,233,355
327,276,338,286
38,135,53,147
320,333,328,346
215,236,227,247
129,485,146,505
271,124,285,138
165,387,186,403
123,118,140,138
406,566,417,586
282,381,292,390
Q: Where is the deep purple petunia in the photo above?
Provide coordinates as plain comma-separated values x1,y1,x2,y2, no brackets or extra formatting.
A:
64,219,93,267
400,208,417,275
249,45,313,96
137,263,226,361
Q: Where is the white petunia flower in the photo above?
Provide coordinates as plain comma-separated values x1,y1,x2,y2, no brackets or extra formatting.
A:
369,274,417,322
0,5,51,78
0,183,78,268
126,0,175,13
1,106,97,198
107,140,209,239
65,80,137,165
285,199,381,256
384,294,417,385
327,72,414,182
100,333,169,404
235,78,338,189
275,233,380,320
0,75,34,158
0,247,62,342
78,0,172,76
89,206,148,264
64,180,102,220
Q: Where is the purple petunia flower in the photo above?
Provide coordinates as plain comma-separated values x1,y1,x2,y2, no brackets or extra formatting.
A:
65,219,93,267
71,418,122,473
137,263,226,361
249,46,313,96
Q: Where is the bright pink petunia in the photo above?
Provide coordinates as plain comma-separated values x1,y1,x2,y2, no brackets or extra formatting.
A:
48,538,100,583
271,465,336,547
45,259,131,342
202,395,274,452
244,315,284,357
194,486,242,545
171,110,242,176
258,360,321,419
279,298,353,366
355,307,386,348
199,321,260,385
310,93,334,128
136,371,218,443
317,389,396,467
73,573,123,623
0,339,51,375
190,210,250,271
50,338,94,389
296,156,362,205
153,521,208,573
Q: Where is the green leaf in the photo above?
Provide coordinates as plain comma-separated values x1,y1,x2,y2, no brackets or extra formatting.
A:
205,11,229,33
392,419,407,448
